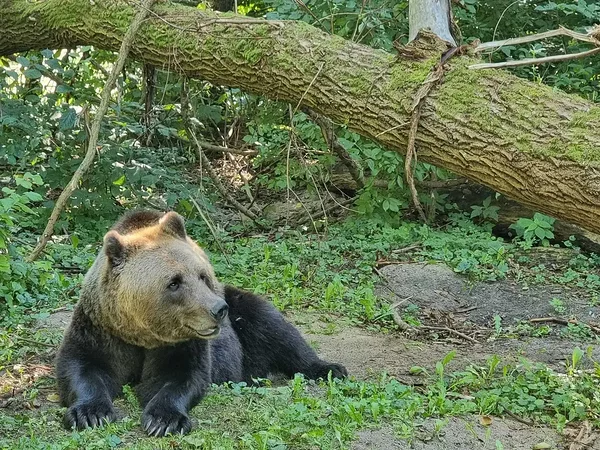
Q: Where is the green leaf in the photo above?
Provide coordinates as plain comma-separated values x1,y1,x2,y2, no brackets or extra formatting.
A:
112,175,126,186
16,56,31,67
59,108,77,131
535,227,547,240
442,350,456,365
56,84,73,94
24,68,42,79
23,192,43,202
15,177,32,189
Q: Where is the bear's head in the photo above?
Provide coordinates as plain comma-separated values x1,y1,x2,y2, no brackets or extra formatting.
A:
90,211,228,348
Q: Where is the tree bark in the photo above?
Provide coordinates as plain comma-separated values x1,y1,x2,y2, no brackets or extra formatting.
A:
409,0,456,45
1,1,599,233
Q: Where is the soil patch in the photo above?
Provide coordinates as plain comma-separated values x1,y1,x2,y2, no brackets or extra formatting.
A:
378,263,600,328
352,417,570,450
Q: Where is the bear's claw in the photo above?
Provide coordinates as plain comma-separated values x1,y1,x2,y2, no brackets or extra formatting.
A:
308,361,348,380
142,406,192,437
63,400,116,430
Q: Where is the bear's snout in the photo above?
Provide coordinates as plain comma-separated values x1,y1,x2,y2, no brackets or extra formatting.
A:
210,301,229,322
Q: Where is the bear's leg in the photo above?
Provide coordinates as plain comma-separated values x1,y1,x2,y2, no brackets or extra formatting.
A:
137,340,211,437
224,286,348,381
56,312,122,430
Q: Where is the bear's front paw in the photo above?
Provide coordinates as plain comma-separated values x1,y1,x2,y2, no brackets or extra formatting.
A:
142,404,192,437
308,361,348,380
63,400,116,430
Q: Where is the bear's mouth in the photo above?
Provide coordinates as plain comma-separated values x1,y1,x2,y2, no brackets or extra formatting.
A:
186,325,220,339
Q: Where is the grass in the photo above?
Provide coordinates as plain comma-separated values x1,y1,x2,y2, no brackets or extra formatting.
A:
1,214,600,448
2,352,600,449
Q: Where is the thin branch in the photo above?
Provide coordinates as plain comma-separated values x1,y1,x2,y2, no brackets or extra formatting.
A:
475,26,600,52
193,141,258,156
12,335,57,349
293,0,320,23
420,325,479,343
292,62,324,116
180,76,262,225
186,127,263,223
470,47,600,70
305,108,364,189
405,63,445,223
189,196,231,266
174,130,258,155
27,0,157,262
529,317,600,334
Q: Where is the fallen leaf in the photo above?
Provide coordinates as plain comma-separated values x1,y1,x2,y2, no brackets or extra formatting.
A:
479,415,492,426
46,393,60,403
532,443,552,449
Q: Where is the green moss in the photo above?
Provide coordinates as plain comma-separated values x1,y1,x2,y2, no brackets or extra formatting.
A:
570,106,600,129
435,58,600,165
387,58,437,93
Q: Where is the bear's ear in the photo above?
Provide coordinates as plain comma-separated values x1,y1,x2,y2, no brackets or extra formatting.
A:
104,230,126,267
158,211,187,240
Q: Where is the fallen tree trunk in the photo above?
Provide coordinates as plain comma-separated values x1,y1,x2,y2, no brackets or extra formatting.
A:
1,1,599,232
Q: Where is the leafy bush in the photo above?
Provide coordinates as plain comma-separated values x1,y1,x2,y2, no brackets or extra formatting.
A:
510,213,556,248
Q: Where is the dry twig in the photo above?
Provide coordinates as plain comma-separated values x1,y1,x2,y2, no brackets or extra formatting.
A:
470,47,600,70
471,25,600,70
373,267,414,331
568,421,598,450
475,26,600,52
180,76,263,225
502,408,535,427
529,317,600,334
305,108,365,189
419,325,478,343
186,127,263,223
28,0,158,262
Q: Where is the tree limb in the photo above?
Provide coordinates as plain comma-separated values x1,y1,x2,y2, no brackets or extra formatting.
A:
470,47,600,70
3,1,600,234
474,25,600,52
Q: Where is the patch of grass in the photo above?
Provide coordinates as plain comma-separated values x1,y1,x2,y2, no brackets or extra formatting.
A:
190,216,513,333
0,326,63,368
450,352,600,431
2,351,599,449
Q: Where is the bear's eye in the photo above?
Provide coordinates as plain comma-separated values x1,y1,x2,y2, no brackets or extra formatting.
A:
199,273,207,283
167,276,182,291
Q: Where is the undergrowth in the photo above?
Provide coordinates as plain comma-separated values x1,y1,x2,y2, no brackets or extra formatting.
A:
1,351,599,449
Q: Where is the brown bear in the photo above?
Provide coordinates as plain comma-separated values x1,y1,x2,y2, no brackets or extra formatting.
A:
55,210,347,437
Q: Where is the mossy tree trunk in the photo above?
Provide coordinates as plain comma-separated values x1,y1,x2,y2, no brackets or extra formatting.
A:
1,0,599,233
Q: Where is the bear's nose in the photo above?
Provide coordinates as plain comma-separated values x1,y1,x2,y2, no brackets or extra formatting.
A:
210,302,229,322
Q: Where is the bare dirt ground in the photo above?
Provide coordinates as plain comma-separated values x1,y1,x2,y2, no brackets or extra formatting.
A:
31,262,600,449
306,263,600,449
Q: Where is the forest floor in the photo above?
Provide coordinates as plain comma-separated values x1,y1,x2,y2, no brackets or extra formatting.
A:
306,262,600,449
3,261,599,449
